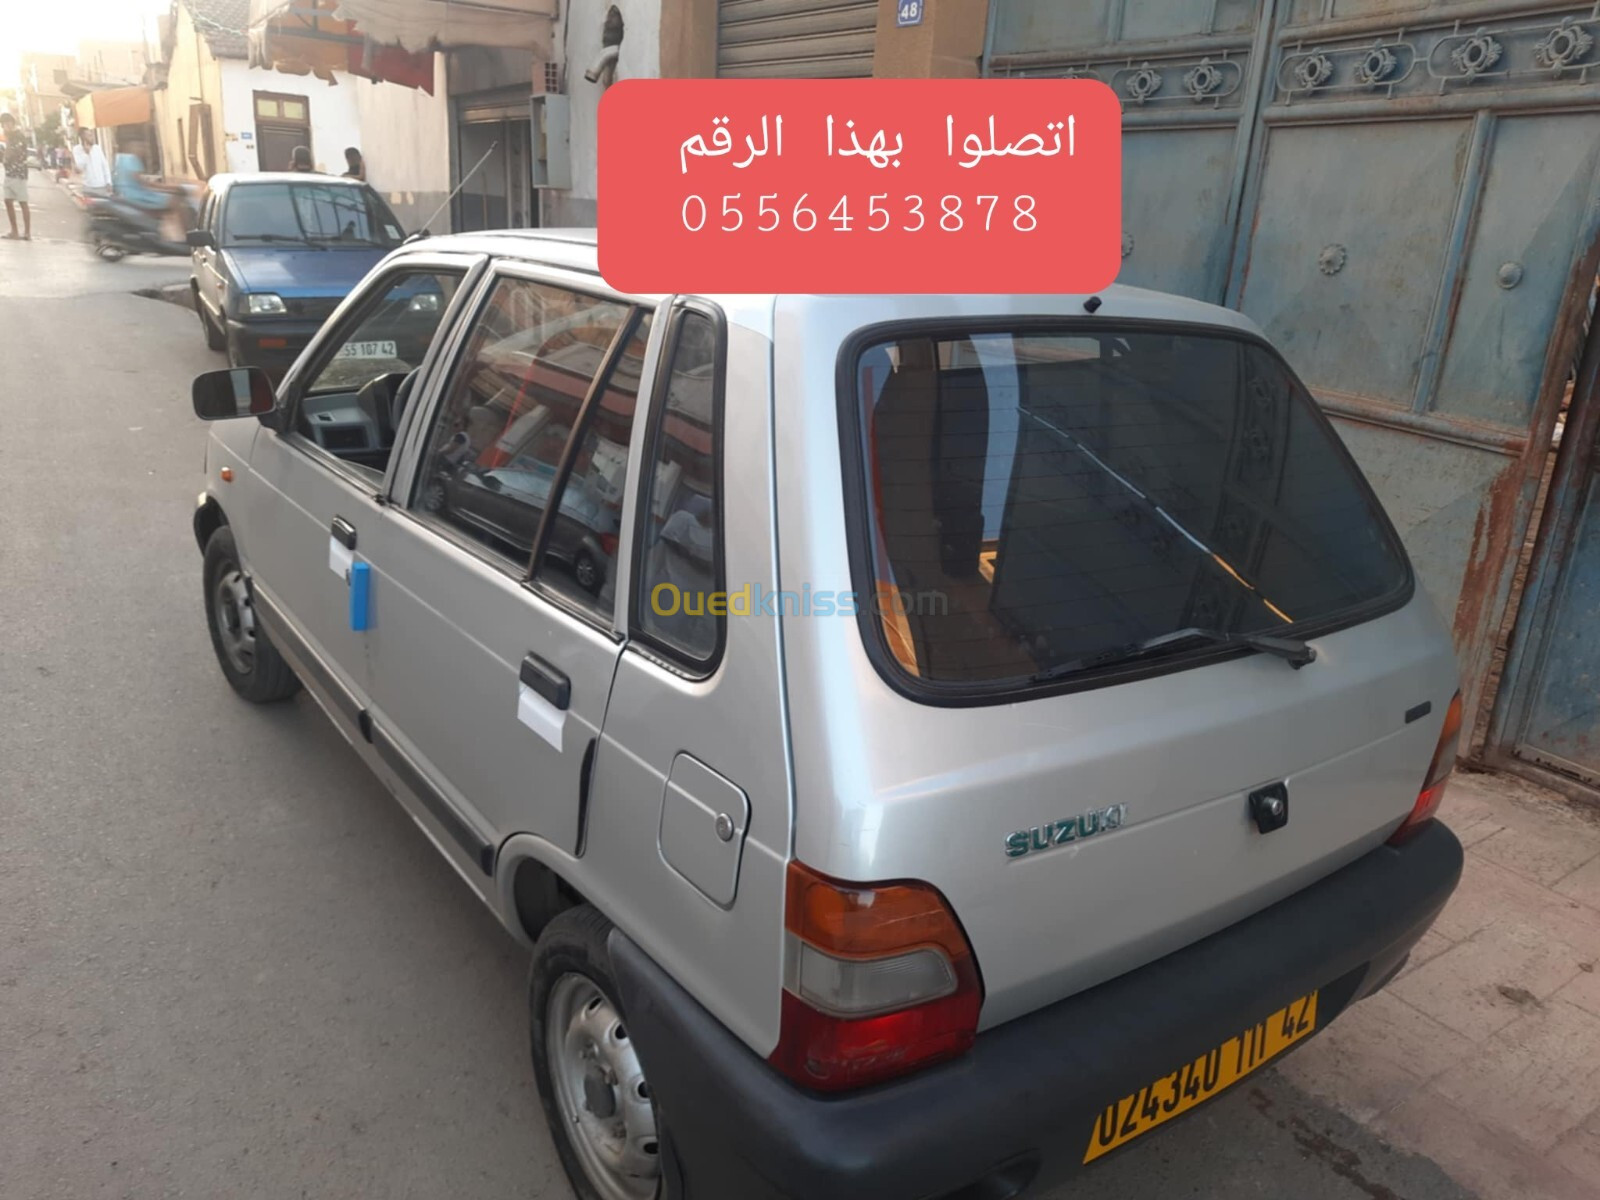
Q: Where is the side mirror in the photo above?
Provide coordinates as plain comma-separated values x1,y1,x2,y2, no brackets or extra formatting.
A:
186,229,215,249
193,367,276,421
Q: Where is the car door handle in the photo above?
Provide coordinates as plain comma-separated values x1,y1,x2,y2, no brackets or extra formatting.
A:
520,653,570,711
331,516,357,550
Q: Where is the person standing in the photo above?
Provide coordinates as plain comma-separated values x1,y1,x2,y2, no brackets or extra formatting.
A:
342,147,364,180
73,128,112,195
1,113,31,241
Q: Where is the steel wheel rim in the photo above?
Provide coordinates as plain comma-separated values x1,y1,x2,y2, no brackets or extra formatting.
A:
213,567,256,675
575,555,599,591
545,973,659,1200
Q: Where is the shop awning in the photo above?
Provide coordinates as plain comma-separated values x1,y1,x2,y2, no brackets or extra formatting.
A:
248,0,438,92
74,86,153,129
249,0,554,88
331,0,556,54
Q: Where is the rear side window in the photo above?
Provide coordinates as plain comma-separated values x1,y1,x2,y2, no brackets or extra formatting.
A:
411,276,633,592
633,309,723,668
848,325,1410,694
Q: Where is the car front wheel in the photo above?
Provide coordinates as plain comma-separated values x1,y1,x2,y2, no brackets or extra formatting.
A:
194,284,226,351
202,526,300,703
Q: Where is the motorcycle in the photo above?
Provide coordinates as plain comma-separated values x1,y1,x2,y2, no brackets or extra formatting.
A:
77,188,194,261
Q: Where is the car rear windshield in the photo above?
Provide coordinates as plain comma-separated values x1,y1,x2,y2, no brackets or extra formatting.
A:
223,183,404,248
849,324,1411,694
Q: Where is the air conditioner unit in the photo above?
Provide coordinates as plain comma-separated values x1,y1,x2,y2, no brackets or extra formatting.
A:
529,93,570,190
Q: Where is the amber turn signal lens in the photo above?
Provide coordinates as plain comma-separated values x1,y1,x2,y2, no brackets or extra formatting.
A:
1391,691,1462,844
772,861,983,1092
784,859,973,961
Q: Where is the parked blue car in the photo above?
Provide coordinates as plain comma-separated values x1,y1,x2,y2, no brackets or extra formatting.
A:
187,173,422,372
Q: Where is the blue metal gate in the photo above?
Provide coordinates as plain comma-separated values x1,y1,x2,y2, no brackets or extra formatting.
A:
985,0,1600,757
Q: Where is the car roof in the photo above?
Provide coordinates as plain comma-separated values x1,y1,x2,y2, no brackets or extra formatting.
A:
212,172,369,188
395,228,1262,340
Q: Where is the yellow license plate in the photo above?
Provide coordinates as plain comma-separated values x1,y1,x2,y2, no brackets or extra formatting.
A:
1083,990,1318,1163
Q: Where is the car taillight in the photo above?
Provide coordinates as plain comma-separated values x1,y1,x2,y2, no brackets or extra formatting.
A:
599,532,619,557
769,860,982,1092
1391,690,1462,844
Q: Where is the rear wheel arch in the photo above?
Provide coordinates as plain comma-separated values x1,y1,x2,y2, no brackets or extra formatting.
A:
511,854,585,945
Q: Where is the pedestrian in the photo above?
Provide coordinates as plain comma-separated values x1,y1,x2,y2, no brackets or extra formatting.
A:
289,145,314,172
0,112,31,241
73,127,112,195
342,146,364,180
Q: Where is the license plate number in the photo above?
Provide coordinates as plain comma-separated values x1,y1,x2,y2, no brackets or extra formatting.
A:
1084,990,1318,1163
335,340,398,360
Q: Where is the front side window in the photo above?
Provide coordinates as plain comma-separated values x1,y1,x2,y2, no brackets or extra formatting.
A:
222,183,403,249
634,310,722,665
290,268,464,478
302,269,464,399
850,325,1410,693
412,276,633,580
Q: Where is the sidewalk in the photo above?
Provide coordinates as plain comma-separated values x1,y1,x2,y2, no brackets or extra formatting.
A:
1276,769,1600,1200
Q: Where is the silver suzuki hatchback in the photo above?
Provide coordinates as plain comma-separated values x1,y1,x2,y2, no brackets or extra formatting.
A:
191,230,1463,1200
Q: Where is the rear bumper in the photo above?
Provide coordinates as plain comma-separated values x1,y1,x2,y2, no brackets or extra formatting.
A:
610,820,1463,1200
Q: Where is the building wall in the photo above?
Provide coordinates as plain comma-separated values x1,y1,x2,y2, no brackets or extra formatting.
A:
871,0,988,77
540,0,987,225
355,57,452,233
20,52,77,132
156,2,226,179
77,41,147,85
215,61,363,176
545,0,665,226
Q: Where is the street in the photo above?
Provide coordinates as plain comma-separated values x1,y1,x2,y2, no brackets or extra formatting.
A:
0,180,1487,1200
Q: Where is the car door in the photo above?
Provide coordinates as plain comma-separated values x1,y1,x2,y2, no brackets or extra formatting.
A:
358,263,659,883
192,187,218,321
239,253,483,742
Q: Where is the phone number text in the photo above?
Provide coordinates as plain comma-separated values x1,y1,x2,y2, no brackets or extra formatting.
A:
678,193,1039,235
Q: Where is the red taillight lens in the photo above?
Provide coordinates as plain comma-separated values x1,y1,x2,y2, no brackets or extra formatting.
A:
769,861,982,1092
599,532,619,558
1391,691,1462,844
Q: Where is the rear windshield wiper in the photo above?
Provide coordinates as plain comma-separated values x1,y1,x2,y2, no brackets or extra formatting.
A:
230,233,326,249
1031,625,1316,685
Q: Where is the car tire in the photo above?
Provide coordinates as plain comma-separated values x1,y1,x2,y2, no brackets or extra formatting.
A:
530,905,663,1200
573,549,603,596
194,284,226,351
202,526,300,704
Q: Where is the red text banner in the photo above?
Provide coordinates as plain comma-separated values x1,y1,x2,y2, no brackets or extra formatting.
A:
597,78,1122,296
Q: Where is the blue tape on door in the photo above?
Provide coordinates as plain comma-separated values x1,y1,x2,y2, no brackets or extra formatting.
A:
349,560,371,631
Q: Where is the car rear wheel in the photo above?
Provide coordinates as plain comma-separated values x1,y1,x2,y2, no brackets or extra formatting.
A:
202,527,300,703
531,906,662,1200
194,284,226,351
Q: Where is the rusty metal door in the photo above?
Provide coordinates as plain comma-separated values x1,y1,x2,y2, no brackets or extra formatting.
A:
986,0,1600,741
1491,292,1600,789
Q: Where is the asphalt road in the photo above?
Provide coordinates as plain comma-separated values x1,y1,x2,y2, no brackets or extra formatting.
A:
0,181,1479,1200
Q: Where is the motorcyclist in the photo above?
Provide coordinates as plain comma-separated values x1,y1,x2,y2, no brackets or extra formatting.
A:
109,141,189,243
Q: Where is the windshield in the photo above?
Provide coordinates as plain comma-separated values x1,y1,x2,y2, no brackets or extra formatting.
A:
850,325,1410,692
221,183,404,247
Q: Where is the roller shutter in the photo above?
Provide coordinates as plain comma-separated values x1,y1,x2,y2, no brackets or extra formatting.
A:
716,0,878,78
